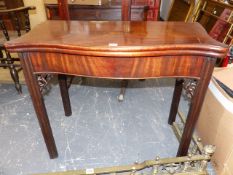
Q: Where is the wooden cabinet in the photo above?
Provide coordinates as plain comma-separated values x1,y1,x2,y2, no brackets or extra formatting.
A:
193,0,233,44
45,1,149,21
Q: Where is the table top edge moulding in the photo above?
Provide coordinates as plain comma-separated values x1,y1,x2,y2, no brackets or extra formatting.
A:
5,21,228,58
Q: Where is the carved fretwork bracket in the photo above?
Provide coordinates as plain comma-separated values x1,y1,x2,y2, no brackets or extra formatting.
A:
183,79,198,100
36,74,52,94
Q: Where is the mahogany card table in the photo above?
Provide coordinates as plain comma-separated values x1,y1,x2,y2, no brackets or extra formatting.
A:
5,20,228,159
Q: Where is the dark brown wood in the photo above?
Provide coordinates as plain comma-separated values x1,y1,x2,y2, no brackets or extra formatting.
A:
27,53,205,79
57,0,69,20
121,0,132,21
0,6,35,93
195,0,233,44
5,21,228,158
45,1,148,21
3,0,24,9
58,74,72,116
168,79,184,125
0,7,35,40
177,57,216,156
168,0,191,21
19,53,58,159
6,50,21,92
118,80,128,102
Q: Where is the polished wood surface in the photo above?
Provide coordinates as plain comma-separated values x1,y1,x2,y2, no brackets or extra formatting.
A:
22,53,206,79
5,21,228,159
6,21,227,57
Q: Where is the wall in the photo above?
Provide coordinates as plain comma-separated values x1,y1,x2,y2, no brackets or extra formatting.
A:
160,0,174,20
160,0,198,21
23,0,47,28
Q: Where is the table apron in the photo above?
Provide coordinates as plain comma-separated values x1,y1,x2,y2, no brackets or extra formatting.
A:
24,52,205,79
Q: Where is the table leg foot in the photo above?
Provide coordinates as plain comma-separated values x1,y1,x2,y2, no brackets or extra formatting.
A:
118,80,128,102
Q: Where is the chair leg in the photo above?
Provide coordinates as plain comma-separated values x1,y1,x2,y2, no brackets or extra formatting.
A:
9,65,22,93
0,49,7,69
6,51,22,94
0,50,3,63
118,80,128,102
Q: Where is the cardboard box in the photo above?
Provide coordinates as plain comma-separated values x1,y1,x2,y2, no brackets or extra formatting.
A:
196,68,233,175
44,0,109,5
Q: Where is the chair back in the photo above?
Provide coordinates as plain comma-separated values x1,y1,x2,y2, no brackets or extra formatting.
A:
0,6,35,41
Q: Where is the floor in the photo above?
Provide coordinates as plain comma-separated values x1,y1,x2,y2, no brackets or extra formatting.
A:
0,77,215,175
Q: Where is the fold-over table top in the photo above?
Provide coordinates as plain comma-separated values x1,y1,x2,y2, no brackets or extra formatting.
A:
5,20,228,58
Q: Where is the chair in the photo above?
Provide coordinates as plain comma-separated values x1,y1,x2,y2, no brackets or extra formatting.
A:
0,6,35,93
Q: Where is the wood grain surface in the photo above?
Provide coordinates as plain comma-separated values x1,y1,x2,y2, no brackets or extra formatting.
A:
5,21,228,58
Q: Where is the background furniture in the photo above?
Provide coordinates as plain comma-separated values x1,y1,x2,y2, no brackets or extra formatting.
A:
192,0,233,66
0,0,24,30
44,0,160,21
45,0,148,21
56,0,160,101
0,6,35,93
0,0,24,10
168,0,195,21
192,0,233,44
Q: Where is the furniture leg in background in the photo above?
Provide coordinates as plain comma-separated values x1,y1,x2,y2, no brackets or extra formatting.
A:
6,50,22,93
168,79,184,125
58,74,72,117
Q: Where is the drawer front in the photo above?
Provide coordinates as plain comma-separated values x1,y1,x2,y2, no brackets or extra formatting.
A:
29,52,204,79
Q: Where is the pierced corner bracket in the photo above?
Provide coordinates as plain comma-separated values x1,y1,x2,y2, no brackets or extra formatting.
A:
36,74,53,94
183,79,198,100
